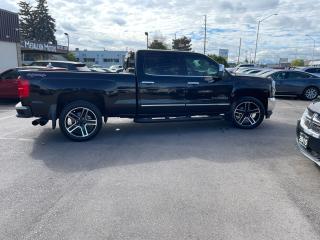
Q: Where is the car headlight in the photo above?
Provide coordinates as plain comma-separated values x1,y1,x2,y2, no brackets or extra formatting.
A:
301,109,312,125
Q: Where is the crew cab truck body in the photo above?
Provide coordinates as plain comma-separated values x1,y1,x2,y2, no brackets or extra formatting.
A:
16,50,276,141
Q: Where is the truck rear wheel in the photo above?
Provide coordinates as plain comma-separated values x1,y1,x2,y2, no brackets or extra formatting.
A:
59,101,102,141
231,97,265,129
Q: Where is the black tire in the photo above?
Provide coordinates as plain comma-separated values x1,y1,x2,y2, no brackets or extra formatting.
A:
303,87,319,101
59,100,102,141
231,97,265,129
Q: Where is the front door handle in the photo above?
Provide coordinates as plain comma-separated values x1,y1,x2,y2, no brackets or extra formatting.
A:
141,81,155,85
188,82,200,85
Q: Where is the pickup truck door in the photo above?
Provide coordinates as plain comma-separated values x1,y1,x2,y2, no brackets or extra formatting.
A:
137,52,186,116
182,54,233,115
0,69,19,98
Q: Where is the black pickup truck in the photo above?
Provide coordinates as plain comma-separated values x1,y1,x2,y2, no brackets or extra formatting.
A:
16,50,276,141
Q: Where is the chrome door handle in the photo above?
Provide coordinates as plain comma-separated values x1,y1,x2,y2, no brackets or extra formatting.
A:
188,82,200,85
141,81,155,85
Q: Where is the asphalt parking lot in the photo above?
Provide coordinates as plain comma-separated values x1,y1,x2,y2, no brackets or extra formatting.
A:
0,99,320,240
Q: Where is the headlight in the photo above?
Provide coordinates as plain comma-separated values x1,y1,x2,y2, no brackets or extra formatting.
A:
301,109,312,124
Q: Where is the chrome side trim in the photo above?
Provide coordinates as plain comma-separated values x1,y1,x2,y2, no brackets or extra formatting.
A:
187,103,230,106
141,104,185,107
144,73,217,78
187,82,200,85
296,139,320,166
141,81,155,84
140,103,230,107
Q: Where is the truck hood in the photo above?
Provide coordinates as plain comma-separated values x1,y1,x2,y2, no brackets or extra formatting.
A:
309,100,320,113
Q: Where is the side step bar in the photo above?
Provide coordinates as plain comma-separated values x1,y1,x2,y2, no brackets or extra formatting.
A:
134,115,224,123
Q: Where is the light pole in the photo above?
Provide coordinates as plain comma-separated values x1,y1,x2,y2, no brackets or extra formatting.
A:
145,32,149,49
64,32,69,52
253,13,278,64
306,34,316,62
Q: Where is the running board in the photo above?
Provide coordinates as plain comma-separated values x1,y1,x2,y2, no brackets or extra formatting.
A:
134,115,224,123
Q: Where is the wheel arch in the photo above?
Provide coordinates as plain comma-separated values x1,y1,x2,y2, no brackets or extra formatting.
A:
57,92,106,118
232,89,268,114
303,85,319,93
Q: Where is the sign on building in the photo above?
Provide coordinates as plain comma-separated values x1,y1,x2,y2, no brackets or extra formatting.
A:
21,40,68,53
219,49,229,60
279,58,289,64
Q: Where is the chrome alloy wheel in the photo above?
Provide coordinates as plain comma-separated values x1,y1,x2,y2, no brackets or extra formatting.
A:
64,107,98,138
234,101,261,127
305,87,318,100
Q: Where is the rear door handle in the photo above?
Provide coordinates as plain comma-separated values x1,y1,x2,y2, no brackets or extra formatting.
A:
188,82,200,85
141,81,155,85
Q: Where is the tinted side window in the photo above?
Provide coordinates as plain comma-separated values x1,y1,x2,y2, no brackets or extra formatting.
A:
271,72,286,80
55,62,73,70
306,68,316,73
184,55,218,76
288,72,311,79
31,62,48,66
143,53,184,76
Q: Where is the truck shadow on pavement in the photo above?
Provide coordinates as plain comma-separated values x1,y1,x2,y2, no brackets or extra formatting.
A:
0,99,18,107
30,119,301,173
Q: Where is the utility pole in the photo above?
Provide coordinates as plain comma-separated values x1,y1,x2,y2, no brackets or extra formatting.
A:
237,38,242,64
64,33,69,52
204,15,207,55
145,32,149,49
253,13,278,64
306,34,316,61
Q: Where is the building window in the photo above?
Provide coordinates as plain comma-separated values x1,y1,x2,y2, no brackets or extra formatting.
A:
83,58,95,62
103,58,120,63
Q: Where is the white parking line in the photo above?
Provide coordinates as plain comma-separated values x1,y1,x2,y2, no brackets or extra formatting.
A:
0,115,14,120
0,137,35,142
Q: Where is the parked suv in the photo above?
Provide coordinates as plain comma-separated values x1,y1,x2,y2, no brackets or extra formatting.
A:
297,99,320,166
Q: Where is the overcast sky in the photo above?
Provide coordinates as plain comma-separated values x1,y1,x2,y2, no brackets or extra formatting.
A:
1,0,319,63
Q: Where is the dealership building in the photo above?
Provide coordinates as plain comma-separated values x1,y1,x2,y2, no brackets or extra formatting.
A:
73,50,127,68
0,9,21,72
21,40,68,65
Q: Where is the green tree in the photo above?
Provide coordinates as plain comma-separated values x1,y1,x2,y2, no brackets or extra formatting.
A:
172,36,192,51
18,1,35,40
208,54,229,67
34,0,56,43
149,40,168,50
65,52,77,61
291,59,305,67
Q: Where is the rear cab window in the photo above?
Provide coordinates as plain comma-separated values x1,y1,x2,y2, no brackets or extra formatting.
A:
143,52,184,76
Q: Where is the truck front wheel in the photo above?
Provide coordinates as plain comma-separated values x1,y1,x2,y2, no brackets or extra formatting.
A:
231,97,265,129
59,100,102,141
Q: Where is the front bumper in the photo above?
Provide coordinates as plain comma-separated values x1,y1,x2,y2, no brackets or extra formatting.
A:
266,97,276,118
15,102,32,118
296,120,320,166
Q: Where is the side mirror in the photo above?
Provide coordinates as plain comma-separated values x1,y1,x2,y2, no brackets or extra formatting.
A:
218,64,225,78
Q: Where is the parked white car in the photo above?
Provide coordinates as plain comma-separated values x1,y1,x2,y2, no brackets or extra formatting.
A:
109,65,124,73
